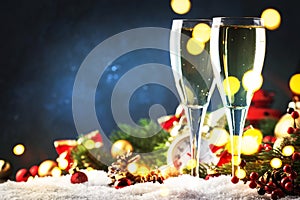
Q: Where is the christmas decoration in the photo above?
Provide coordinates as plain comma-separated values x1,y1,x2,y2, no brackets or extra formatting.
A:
54,139,77,171
15,168,31,182
70,170,88,184
29,165,39,177
107,152,164,188
0,160,12,183
111,140,133,158
38,160,57,177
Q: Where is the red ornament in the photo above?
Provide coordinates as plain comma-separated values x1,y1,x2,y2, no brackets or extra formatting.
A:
29,165,39,177
291,111,299,119
114,177,131,189
54,139,77,171
15,168,31,182
249,181,257,189
292,152,300,161
287,127,295,134
70,171,88,184
216,150,232,167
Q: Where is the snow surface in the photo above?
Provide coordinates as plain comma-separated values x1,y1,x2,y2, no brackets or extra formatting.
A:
0,170,299,200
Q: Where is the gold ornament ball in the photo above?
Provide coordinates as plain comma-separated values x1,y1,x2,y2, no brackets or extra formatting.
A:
38,160,57,177
0,160,12,181
111,140,133,158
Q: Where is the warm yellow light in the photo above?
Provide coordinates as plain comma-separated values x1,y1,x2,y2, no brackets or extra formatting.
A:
261,8,281,30
208,128,229,147
226,135,241,155
242,70,263,92
27,176,34,181
289,74,300,95
192,23,211,43
83,139,95,150
242,136,260,155
186,38,205,55
127,163,138,174
223,76,240,96
51,167,62,177
13,144,25,156
243,128,263,144
58,158,69,170
137,166,150,177
270,158,282,169
235,168,246,179
187,159,197,170
282,145,295,157
170,0,191,15
233,155,241,166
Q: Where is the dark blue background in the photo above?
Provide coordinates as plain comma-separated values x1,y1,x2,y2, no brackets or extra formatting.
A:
1,0,299,175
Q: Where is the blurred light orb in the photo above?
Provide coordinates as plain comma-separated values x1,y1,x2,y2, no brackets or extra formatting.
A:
192,23,211,43
186,38,204,55
127,163,138,174
270,158,282,169
261,8,281,30
242,70,263,92
51,166,62,177
226,135,241,155
208,127,229,147
223,76,240,96
241,136,260,155
13,144,25,156
235,168,246,179
243,128,263,144
137,165,150,177
187,159,197,170
83,139,95,150
170,0,191,15
289,74,300,95
233,155,241,166
282,145,295,157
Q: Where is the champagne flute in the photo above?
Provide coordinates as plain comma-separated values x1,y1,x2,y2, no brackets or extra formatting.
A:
210,17,266,177
170,19,215,177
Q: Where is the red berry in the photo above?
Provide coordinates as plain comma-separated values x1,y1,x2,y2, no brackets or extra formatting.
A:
249,172,259,180
249,181,257,189
29,165,39,177
70,171,88,184
284,181,293,191
231,176,239,184
280,176,291,187
15,168,31,182
287,127,295,134
288,171,297,180
292,152,300,161
291,111,299,119
283,164,292,173
266,182,276,191
263,144,272,151
114,177,131,189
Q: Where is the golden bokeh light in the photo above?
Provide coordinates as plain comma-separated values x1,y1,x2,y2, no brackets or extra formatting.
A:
226,135,241,155
235,168,246,179
289,74,300,95
57,158,69,170
270,158,282,169
51,166,62,177
233,155,241,166
186,159,197,170
242,70,263,92
208,128,229,147
282,145,295,157
186,38,205,55
192,23,211,43
13,144,25,156
127,163,138,174
83,139,95,150
170,0,191,15
261,8,281,30
137,165,150,177
223,76,240,96
243,128,263,144
241,136,260,155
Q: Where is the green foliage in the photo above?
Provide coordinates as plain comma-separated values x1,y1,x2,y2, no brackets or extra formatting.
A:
110,118,170,168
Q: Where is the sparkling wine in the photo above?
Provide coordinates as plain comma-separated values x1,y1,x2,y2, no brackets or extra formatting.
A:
177,28,214,106
213,25,266,108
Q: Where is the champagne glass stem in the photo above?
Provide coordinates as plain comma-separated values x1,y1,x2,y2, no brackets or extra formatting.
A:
225,107,248,177
183,104,208,177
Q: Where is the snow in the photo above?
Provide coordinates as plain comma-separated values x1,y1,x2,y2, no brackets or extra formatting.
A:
0,170,299,200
